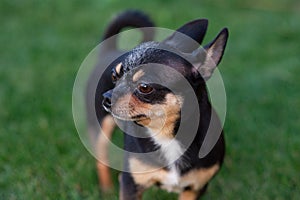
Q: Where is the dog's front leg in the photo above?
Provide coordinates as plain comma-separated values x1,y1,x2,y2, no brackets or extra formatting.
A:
179,184,208,200
179,190,198,200
119,172,144,200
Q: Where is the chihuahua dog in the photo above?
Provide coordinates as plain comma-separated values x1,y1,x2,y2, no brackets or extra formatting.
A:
86,10,228,200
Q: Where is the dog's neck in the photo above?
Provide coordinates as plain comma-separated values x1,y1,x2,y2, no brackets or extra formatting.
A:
145,104,183,161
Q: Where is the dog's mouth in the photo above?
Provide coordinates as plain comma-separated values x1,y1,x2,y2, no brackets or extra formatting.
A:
109,108,149,122
111,109,166,128
132,114,148,120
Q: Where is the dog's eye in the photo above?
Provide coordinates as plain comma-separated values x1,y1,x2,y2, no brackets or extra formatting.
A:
137,83,153,94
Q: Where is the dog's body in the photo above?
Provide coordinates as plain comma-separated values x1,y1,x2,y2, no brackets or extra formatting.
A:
86,10,228,200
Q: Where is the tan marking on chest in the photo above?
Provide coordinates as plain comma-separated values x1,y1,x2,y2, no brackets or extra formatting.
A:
129,157,220,193
129,157,169,188
179,164,220,191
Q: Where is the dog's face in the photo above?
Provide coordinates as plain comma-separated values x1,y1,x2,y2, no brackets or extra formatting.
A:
102,20,228,133
103,62,185,132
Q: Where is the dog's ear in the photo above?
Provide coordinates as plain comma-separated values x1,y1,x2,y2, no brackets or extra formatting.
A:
163,19,208,52
193,28,229,80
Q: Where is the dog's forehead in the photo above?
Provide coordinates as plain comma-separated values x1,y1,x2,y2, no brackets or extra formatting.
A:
122,41,160,71
112,41,203,88
121,41,193,74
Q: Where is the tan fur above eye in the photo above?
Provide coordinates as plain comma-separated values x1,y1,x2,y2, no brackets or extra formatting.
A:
115,62,122,75
132,70,145,82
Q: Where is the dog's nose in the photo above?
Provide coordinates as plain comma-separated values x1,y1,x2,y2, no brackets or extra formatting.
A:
102,90,113,110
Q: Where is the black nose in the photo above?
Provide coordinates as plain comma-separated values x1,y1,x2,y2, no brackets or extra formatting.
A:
102,90,113,110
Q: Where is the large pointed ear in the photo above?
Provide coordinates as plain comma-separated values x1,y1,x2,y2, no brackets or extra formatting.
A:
196,28,229,80
163,19,208,53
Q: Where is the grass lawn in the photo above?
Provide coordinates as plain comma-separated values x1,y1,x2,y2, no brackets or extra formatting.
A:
1,0,300,199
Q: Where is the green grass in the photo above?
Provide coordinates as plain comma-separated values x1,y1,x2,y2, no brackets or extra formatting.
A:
1,0,300,199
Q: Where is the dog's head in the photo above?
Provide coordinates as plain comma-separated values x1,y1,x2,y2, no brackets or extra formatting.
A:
102,19,228,134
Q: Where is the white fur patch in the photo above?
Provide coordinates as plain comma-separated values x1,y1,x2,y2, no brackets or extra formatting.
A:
148,130,185,191
162,167,180,192
148,130,184,164
158,138,184,165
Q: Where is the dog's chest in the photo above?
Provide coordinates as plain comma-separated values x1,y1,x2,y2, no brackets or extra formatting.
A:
152,136,185,166
129,156,220,193
129,132,220,193
158,168,190,193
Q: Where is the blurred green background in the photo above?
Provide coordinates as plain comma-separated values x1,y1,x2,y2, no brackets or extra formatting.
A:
1,0,299,199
